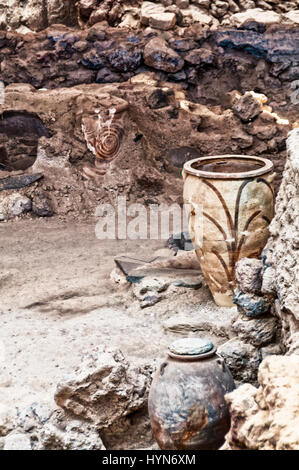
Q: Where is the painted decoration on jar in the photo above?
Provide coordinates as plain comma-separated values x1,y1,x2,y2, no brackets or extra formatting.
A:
183,155,275,307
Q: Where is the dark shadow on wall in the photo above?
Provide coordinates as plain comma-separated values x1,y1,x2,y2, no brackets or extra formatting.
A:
0,111,51,171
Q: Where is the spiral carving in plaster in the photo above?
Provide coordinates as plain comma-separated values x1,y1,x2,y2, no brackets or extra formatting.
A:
82,102,128,179
94,121,124,163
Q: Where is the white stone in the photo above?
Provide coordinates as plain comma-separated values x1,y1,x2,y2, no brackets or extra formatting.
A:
0,193,32,220
266,129,299,325
54,348,154,427
133,277,170,300
140,2,165,26
39,415,105,450
284,10,299,25
230,8,281,27
3,432,32,450
149,12,176,30
193,0,210,9
181,6,213,25
163,306,235,338
0,405,16,437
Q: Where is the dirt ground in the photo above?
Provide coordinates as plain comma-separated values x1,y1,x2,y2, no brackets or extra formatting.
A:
0,217,236,428
0,218,162,409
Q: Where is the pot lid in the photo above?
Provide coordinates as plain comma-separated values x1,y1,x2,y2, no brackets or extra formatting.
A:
168,338,214,357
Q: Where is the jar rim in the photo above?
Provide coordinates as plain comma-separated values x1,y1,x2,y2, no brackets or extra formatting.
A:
183,154,274,180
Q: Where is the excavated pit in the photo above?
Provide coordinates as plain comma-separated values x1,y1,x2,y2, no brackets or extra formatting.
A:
0,20,297,216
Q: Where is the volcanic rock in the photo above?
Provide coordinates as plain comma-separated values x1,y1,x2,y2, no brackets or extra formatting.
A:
108,47,142,72
246,112,279,140
32,191,54,217
81,50,105,70
147,89,170,109
214,28,299,63
96,68,122,83
218,338,261,384
143,37,184,73
233,92,263,122
233,288,271,317
235,258,263,294
232,314,277,347
184,47,214,65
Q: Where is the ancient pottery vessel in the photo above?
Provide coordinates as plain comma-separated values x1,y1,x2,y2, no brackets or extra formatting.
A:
183,155,275,307
148,338,235,450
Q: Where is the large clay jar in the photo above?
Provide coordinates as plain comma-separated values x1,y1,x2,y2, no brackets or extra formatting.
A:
148,338,235,450
183,155,275,307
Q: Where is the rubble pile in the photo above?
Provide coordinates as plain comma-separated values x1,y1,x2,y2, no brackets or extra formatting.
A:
222,355,299,450
1,348,156,450
1,1,298,32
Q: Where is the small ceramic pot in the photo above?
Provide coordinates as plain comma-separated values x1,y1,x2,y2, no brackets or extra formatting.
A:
183,155,275,307
148,338,235,450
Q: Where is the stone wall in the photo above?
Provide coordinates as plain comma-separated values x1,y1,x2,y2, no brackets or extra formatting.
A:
0,23,298,112
77,1,299,29
222,355,299,450
265,128,299,352
0,0,298,32
218,129,299,386
0,1,77,33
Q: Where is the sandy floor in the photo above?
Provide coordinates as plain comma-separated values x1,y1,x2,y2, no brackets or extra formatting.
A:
0,217,235,422
0,219,166,410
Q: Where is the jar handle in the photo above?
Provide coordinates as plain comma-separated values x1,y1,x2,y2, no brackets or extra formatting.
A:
160,362,168,376
217,357,226,372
